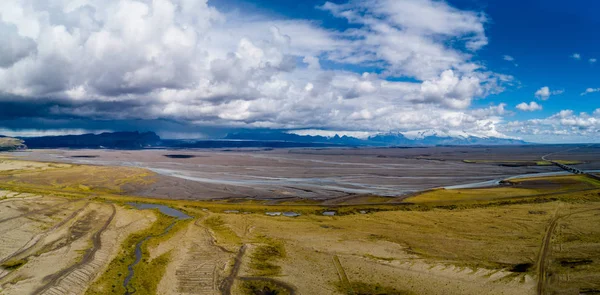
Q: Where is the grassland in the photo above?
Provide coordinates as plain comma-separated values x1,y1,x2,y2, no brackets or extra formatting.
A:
545,206,600,293
405,175,600,204
0,138,25,151
463,159,584,166
1,157,600,294
85,211,177,295
248,236,286,276
0,163,155,194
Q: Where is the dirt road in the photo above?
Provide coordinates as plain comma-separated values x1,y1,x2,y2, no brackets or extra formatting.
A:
33,203,116,295
536,206,600,295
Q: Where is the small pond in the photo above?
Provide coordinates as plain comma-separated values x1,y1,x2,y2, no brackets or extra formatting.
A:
127,202,191,220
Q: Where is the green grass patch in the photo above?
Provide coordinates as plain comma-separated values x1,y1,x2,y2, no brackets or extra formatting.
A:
249,236,286,276
240,279,291,295
462,159,583,167
334,281,415,295
204,216,242,246
126,251,171,295
85,211,177,295
1,259,27,270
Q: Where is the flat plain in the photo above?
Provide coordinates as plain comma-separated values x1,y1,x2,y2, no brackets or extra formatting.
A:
14,145,600,201
0,145,599,295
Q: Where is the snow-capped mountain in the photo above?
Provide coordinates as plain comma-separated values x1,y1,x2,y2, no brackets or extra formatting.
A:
226,129,527,146
367,130,524,146
401,129,480,140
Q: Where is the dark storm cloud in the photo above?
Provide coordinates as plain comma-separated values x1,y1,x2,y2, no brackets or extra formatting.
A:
0,96,156,120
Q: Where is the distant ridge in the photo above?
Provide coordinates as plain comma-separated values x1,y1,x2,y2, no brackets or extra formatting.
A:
18,131,160,149
1,129,527,150
225,130,527,146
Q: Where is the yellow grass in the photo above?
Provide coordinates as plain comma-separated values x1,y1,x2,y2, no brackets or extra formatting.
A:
407,175,600,204
463,159,583,166
404,187,537,203
3,159,600,294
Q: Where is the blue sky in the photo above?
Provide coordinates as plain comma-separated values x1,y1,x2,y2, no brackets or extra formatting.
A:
0,0,598,142
217,0,599,117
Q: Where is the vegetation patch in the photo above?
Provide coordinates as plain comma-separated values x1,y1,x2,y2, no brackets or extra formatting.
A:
406,176,600,205
334,281,415,295
249,236,286,276
559,259,593,268
204,215,242,245
0,164,155,195
240,279,291,295
509,175,600,191
1,259,27,270
509,263,533,273
85,211,176,295
363,254,395,262
127,251,171,295
462,159,583,167
405,187,537,204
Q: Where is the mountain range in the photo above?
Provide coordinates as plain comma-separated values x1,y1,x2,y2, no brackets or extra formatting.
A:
16,131,161,149
0,130,527,150
225,130,527,147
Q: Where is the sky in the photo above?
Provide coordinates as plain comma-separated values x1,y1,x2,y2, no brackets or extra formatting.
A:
0,0,598,143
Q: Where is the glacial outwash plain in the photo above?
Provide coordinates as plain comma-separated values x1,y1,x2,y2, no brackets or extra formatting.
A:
1,145,600,295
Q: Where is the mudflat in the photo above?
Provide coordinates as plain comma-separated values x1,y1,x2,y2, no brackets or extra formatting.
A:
13,145,600,200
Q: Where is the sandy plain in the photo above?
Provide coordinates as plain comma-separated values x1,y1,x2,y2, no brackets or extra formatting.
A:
0,146,599,294
13,145,600,201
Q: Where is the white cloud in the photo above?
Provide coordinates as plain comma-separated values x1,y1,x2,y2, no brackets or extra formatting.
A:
535,86,563,100
581,88,600,95
0,0,514,138
419,70,482,109
504,109,600,142
516,101,542,112
0,22,37,68
502,55,518,67
318,0,489,80
590,58,597,64
571,53,581,60
302,56,321,70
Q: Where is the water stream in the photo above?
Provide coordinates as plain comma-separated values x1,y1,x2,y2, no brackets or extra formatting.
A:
123,203,191,295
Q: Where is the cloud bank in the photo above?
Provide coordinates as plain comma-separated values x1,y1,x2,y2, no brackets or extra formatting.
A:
506,109,600,141
0,0,593,142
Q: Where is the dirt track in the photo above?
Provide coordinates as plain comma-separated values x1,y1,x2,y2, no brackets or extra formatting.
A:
0,196,91,224
33,203,116,295
536,206,600,295
0,202,89,264
219,244,246,295
333,255,354,295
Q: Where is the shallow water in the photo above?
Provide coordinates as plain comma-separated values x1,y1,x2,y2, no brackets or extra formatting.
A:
127,202,191,220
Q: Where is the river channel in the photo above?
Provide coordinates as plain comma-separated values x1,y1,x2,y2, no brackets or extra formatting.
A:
123,203,191,295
